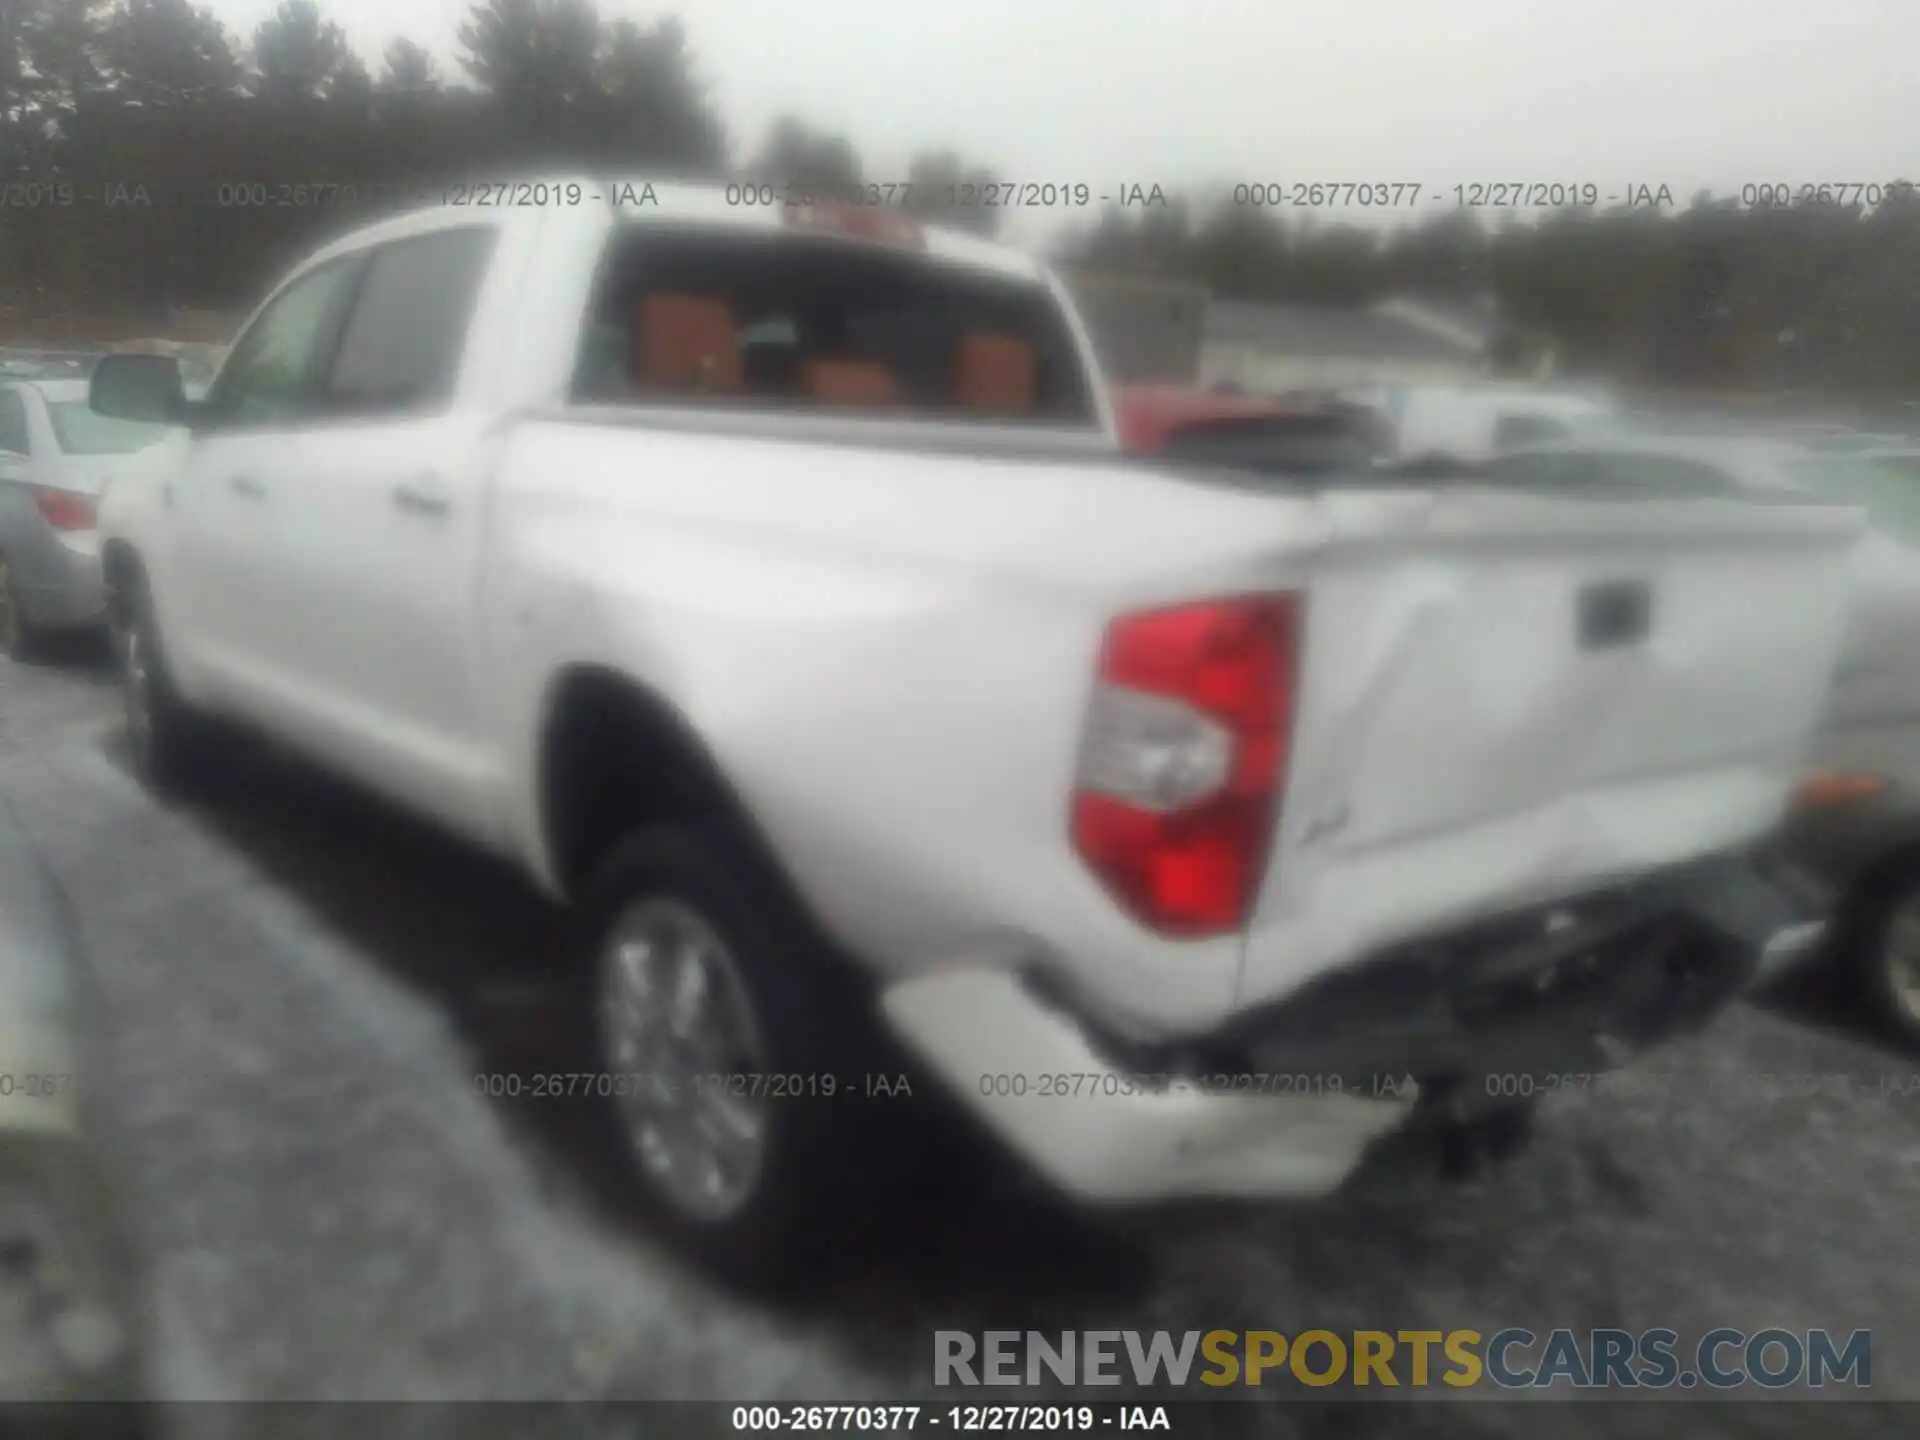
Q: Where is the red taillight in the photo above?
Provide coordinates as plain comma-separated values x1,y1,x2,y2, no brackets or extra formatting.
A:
1071,594,1302,937
32,487,97,532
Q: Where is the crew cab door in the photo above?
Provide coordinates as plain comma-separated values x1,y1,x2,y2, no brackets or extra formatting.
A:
229,222,508,839
166,252,367,687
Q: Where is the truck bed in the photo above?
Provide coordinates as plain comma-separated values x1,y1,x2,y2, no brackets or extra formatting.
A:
497,410,1865,1032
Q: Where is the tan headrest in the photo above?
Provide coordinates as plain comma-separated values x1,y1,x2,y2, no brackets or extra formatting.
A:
633,295,742,393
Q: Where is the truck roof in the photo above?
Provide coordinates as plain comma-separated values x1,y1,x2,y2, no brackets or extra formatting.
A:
302,175,1048,287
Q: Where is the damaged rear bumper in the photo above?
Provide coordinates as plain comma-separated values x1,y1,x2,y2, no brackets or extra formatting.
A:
879,849,1823,1202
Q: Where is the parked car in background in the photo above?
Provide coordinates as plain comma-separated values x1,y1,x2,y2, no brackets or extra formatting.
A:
1849,446,1920,480
1490,437,1920,730
1810,432,1918,454
1113,383,1389,470
0,379,169,659
1778,757,1920,1044
0,353,95,384
1490,434,1920,1038
0,803,145,1410
177,348,223,404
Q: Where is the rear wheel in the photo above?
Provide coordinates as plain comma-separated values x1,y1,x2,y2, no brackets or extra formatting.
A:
0,552,47,662
581,822,911,1283
119,579,216,795
1854,878,1920,1046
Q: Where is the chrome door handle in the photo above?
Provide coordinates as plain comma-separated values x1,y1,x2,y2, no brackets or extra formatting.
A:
391,478,451,518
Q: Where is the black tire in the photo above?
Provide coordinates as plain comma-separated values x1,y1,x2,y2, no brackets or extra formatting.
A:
119,577,216,795
0,550,49,662
579,821,914,1284
1847,872,1920,1047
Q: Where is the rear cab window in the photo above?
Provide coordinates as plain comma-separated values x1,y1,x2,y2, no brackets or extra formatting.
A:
569,218,1100,428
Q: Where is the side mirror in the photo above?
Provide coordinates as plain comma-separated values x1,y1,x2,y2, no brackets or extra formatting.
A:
89,354,187,425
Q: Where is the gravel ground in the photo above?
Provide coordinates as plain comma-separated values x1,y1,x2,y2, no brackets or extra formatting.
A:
0,645,1915,1439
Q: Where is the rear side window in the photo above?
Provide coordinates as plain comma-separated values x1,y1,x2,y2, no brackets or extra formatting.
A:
571,223,1098,425
321,227,499,417
0,391,27,455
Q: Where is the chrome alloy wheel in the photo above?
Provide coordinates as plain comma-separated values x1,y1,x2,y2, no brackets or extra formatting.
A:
597,897,771,1222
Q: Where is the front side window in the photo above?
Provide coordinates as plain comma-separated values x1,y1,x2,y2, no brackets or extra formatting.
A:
572,224,1099,426
1786,456,1920,546
321,227,499,418
202,256,363,429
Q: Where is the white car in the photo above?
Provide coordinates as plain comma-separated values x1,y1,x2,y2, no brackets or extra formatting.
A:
1490,434,1920,1031
0,379,170,659
1849,445,1920,479
87,180,1858,1277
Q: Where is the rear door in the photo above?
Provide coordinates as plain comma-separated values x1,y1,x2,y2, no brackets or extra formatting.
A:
1240,482,1864,1005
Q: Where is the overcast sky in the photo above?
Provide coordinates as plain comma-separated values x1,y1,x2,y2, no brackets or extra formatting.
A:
198,0,1920,246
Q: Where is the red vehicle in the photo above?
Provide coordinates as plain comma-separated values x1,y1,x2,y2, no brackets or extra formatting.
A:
1112,384,1388,469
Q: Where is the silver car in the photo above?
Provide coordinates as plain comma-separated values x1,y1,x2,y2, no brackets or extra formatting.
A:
0,379,170,660
1488,434,1920,1021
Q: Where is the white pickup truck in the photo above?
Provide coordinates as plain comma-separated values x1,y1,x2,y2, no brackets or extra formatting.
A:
89,179,1858,1277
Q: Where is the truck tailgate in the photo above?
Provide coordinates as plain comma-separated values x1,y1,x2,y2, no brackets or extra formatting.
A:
1241,485,1864,1007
